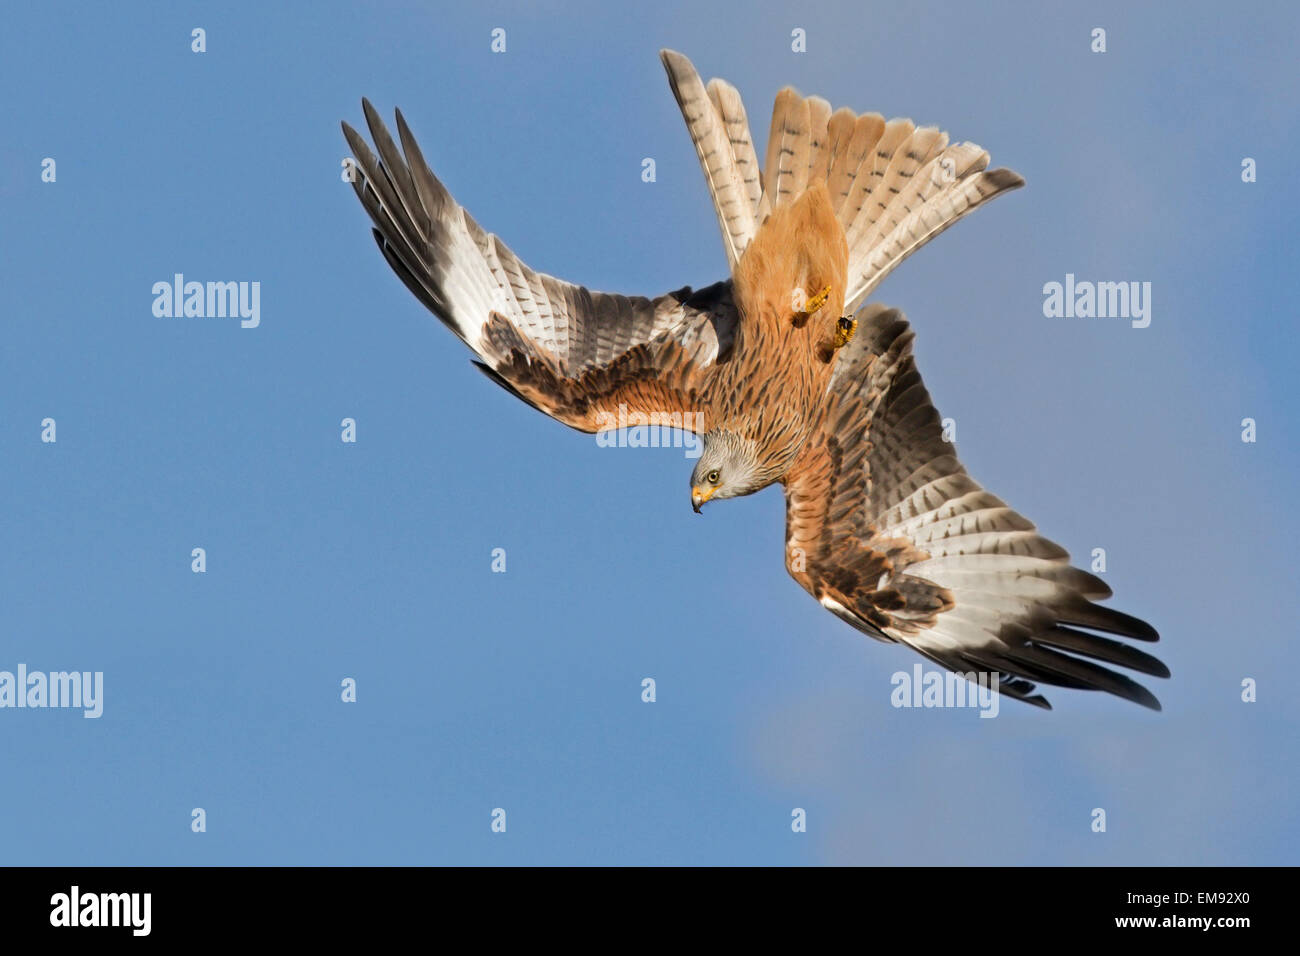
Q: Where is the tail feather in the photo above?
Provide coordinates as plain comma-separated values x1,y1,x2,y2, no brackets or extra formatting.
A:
825,110,885,223
845,126,948,254
804,95,834,192
659,50,758,270
763,87,813,210
850,166,1025,307
705,77,763,216
660,50,1023,309
840,118,914,241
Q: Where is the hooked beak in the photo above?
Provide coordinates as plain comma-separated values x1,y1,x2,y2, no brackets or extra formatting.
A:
691,485,716,514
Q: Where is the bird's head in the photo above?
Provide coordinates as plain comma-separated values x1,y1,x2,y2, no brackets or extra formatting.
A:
690,430,766,513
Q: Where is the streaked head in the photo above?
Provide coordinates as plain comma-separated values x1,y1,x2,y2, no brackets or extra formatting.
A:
690,430,766,513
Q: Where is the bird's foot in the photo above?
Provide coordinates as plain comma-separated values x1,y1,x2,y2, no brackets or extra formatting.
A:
832,316,857,350
793,284,832,326
817,316,858,363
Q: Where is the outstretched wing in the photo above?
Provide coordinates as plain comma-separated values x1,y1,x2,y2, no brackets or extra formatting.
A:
342,100,736,433
783,305,1168,710
661,49,1023,313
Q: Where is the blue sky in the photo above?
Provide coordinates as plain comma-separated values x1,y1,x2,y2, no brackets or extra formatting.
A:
1,0,1296,865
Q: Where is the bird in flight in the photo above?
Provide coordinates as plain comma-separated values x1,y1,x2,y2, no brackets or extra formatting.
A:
341,49,1168,710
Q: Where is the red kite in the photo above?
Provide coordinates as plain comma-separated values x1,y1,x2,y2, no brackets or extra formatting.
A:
341,49,1167,710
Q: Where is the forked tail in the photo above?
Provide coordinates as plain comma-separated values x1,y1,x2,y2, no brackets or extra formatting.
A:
660,49,1023,313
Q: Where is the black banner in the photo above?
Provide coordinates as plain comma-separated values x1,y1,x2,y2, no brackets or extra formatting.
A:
0,866,1281,942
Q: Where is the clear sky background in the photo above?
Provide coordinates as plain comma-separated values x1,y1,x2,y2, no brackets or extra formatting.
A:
2,0,1296,865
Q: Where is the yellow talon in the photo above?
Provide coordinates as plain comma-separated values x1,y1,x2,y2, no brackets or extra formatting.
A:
805,284,832,314
795,285,832,323
832,316,857,350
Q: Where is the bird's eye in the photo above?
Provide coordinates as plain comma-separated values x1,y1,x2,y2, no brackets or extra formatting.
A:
706,470,720,484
